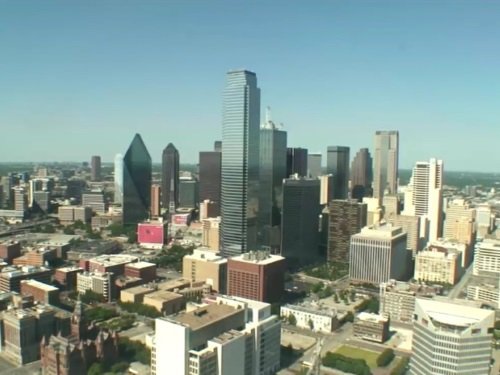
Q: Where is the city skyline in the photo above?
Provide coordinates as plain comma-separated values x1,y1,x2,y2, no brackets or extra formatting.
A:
1,1,500,172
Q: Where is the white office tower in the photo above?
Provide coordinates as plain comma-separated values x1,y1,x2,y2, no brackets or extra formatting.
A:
402,158,443,243
349,223,408,284
476,204,495,239
373,130,399,201
473,238,500,277
152,296,280,375
410,298,494,375
114,153,124,204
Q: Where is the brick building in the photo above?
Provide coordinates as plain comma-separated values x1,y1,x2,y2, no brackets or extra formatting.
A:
0,266,53,293
227,251,285,303
54,267,83,290
0,241,21,264
124,261,156,283
20,280,60,305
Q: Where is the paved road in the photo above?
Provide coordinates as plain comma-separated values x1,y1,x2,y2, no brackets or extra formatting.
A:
448,264,473,299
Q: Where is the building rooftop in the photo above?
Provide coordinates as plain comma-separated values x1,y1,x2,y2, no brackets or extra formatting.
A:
231,251,285,265
157,278,191,291
356,223,405,239
171,303,239,331
186,249,227,263
0,265,51,279
122,285,155,295
282,303,337,318
211,329,244,344
55,266,83,273
126,261,156,270
20,279,58,292
357,312,389,323
90,254,139,267
144,290,183,302
416,298,493,327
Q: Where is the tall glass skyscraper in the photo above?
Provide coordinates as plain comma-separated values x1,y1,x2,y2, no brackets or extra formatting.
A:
221,70,260,256
162,143,179,211
258,108,287,251
327,146,350,200
351,148,373,201
122,134,152,225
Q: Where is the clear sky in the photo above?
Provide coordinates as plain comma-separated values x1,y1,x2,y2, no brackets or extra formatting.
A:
1,1,499,172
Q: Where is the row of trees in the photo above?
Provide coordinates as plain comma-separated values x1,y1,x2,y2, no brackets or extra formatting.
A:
303,262,349,280
355,297,380,313
322,352,372,375
153,244,194,271
376,349,395,367
118,301,162,318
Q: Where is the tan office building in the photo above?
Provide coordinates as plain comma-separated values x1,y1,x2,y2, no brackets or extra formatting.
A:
182,249,227,293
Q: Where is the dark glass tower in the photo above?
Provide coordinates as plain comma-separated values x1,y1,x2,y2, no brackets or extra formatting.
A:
90,155,101,182
122,134,152,225
286,147,308,177
199,149,221,215
221,70,260,256
280,177,321,267
351,148,373,201
327,146,350,200
257,109,287,251
161,143,179,211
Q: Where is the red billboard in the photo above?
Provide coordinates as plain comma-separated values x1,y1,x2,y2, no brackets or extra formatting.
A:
137,223,165,245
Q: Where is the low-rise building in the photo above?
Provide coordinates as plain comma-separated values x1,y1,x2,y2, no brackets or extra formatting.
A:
280,303,339,333
120,286,155,304
54,266,83,290
353,312,390,343
0,266,53,293
85,254,139,275
13,247,57,267
77,272,112,301
20,280,59,305
0,240,22,264
124,261,156,283
143,290,185,315
182,249,227,293
137,219,168,250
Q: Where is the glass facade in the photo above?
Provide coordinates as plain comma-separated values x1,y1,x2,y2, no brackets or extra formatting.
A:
162,143,179,210
221,70,260,256
258,125,287,251
199,151,221,215
286,147,308,177
327,146,350,200
122,134,152,225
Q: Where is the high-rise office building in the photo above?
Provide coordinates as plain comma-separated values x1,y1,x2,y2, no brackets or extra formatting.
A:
326,146,350,200
387,214,421,255
150,184,161,218
114,154,123,204
327,200,367,263
349,224,409,284
162,143,179,211
351,148,373,201
281,177,320,266
153,296,281,375
90,156,101,182
220,70,260,257
122,134,152,225
258,108,287,250
307,152,322,178
444,199,475,248
286,147,308,177
179,179,199,209
402,158,443,242
199,150,221,216
473,239,500,277
373,131,399,201
410,298,494,375
214,140,222,152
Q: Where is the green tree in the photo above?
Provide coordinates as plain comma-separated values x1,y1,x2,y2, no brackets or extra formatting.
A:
311,282,324,294
87,363,104,375
287,313,297,326
63,226,75,235
308,319,314,330
110,361,129,373
494,320,500,330
377,349,395,367
73,220,86,230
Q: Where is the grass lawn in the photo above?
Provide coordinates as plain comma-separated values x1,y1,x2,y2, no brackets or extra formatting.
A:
334,344,380,368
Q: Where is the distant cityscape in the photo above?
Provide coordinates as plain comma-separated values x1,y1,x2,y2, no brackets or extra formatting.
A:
0,69,499,375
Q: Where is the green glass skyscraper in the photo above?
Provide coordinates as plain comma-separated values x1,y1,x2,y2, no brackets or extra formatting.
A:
122,133,152,225
258,108,287,251
221,70,260,256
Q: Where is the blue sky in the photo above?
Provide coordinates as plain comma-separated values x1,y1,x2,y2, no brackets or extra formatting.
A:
1,1,499,172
